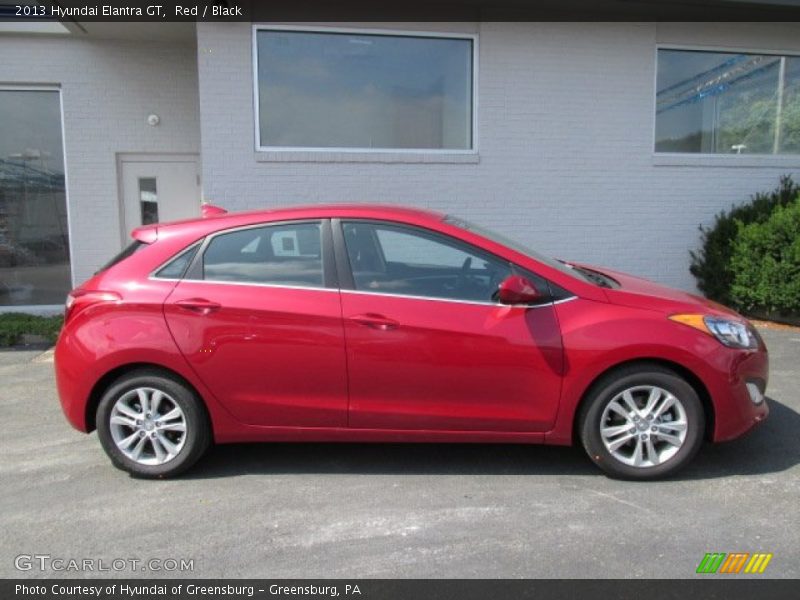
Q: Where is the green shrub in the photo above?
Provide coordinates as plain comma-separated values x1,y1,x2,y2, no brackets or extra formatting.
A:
729,199,800,315
690,175,800,305
0,313,64,347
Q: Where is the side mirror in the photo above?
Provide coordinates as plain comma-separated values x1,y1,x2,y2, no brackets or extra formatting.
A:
497,275,543,305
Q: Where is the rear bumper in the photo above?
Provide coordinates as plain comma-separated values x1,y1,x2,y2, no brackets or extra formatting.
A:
54,331,91,433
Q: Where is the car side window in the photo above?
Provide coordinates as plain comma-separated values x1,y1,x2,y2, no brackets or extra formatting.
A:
154,243,201,279
342,221,512,303
202,222,324,287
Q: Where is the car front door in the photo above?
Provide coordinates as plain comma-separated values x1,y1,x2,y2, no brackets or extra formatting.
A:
335,220,564,432
163,220,348,427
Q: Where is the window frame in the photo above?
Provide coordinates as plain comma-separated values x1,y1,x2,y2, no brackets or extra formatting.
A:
180,218,338,291
652,44,800,164
251,24,479,155
332,218,556,307
0,84,73,310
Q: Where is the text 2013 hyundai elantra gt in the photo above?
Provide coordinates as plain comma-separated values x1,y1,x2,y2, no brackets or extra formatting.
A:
54,205,768,479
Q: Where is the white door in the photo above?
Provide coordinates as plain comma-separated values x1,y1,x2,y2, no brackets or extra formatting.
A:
119,154,201,241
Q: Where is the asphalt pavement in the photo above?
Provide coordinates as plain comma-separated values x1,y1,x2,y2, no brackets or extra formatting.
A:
1,327,798,579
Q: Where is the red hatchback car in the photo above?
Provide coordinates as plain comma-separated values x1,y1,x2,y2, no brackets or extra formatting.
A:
54,205,768,479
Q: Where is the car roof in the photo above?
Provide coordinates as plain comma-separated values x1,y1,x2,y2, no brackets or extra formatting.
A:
220,203,442,222
134,203,445,242
128,202,607,303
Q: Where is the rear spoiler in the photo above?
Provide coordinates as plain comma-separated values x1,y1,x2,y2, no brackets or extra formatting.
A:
201,204,228,218
131,225,158,244
130,204,227,243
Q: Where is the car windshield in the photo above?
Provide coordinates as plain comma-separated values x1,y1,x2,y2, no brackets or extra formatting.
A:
442,215,593,284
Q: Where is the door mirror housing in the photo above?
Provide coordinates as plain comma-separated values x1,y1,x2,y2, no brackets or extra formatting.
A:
497,275,544,305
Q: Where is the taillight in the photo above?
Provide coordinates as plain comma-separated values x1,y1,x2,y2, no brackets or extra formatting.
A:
64,289,122,321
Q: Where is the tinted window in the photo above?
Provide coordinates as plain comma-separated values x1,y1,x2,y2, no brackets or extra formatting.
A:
155,243,200,279
342,222,511,303
0,89,71,305
202,222,323,287
97,241,146,274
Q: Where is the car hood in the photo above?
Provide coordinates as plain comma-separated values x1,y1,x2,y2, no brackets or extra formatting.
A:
577,264,741,318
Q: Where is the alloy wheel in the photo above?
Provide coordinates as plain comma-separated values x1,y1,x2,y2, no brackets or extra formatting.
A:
109,387,187,466
599,385,688,468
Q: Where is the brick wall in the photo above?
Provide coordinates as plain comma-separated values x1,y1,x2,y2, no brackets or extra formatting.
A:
2,23,798,295
0,34,200,287
197,21,800,291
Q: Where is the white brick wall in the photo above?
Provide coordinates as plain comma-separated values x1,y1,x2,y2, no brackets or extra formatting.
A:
0,34,200,286
197,21,800,291
2,23,798,296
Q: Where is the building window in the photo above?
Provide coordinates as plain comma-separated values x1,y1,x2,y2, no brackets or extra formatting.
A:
254,28,475,151
0,88,71,306
656,49,800,155
138,177,159,225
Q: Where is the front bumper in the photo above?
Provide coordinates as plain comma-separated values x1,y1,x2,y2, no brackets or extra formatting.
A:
706,344,769,442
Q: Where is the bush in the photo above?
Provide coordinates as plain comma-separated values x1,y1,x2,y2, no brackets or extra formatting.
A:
0,313,64,347
730,199,800,315
689,175,800,305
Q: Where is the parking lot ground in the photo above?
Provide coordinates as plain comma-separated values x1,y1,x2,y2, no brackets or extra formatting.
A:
1,327,798,579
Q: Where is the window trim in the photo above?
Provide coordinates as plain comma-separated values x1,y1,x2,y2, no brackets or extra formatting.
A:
339,288,576,309
181,218,337,290
251,24,479,155
652,44,800,164
0,84,74,301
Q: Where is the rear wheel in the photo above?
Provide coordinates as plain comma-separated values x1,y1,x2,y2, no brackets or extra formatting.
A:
579,365,704,480
96,370,211,478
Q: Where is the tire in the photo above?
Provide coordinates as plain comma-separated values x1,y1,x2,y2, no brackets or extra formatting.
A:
96,369,211,478
579,364,705,480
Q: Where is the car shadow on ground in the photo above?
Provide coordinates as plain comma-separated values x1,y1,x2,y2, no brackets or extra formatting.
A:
682,397,800,480
184,398,799,481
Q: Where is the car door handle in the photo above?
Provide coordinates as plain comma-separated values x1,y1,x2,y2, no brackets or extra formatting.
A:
348,313,399,331
174,298,221,315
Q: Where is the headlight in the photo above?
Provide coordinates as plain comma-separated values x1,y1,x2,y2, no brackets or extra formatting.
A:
703,316,757,349
669,314,758,349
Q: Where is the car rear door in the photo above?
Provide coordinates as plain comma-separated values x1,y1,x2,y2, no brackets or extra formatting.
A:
334,219,564,432
163,219,348,427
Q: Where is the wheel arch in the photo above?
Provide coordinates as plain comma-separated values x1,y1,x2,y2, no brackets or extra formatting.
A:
84,362,210,433
571,358,715,444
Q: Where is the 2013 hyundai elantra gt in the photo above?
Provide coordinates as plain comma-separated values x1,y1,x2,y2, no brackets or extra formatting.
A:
54,205,768,479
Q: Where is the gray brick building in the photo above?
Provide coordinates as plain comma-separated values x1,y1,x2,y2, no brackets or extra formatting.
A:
1,15,799,310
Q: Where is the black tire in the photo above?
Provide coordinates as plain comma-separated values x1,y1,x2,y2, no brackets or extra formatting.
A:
96,369,211,478
579,364,705,480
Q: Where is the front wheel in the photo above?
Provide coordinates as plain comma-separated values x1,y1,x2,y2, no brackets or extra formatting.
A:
579,365,705,480
96,369,211,478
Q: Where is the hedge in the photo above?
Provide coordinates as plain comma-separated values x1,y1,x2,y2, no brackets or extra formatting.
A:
730,198,800,316
0,313,64,347
689,175,800,307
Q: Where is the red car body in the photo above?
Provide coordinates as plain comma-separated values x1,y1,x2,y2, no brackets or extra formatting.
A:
54,205,768,452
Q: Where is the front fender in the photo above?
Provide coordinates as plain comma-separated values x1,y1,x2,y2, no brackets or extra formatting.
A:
545,298,724,445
